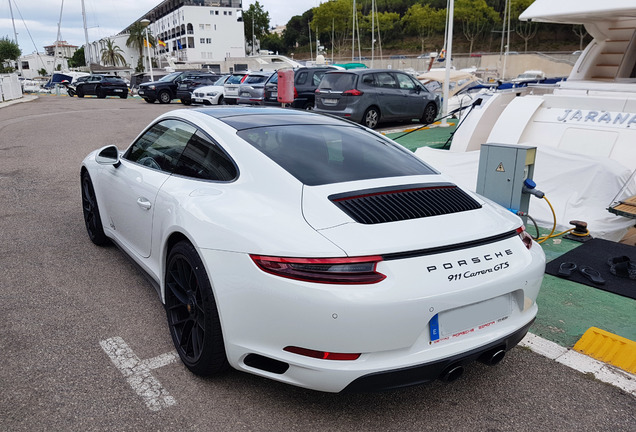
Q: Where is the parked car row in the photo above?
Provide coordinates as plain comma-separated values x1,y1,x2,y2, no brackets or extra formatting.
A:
135,67,441,129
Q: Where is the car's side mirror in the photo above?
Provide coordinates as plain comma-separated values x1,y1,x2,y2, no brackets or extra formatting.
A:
95,145,121,167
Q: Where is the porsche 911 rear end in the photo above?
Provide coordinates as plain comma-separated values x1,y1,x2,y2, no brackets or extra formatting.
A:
194,112,546,393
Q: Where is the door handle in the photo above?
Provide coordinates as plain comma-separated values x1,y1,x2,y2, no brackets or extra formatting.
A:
137,198,152,210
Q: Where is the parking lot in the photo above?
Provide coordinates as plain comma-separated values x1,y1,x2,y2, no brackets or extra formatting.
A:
0,95,634,431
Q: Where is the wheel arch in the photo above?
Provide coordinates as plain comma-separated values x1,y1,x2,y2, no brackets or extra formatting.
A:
161,231,196,302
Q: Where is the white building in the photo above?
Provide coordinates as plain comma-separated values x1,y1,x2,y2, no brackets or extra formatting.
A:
18,53,69,79
44,40,79,58
85,0,245,70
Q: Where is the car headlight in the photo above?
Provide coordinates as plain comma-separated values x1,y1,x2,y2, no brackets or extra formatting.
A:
207,91,218,97
148,85,156,90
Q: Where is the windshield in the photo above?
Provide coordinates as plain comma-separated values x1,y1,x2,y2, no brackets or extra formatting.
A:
226,74,245,84
158,72,182,82
214,76,228,86
237,125,435,186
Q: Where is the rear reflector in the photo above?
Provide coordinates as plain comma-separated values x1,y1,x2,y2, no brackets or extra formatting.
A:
343,89,363,96
284,346,361,361
250,255,386,284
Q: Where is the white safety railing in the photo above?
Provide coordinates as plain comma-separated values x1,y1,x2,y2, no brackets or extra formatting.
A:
0,74,23,102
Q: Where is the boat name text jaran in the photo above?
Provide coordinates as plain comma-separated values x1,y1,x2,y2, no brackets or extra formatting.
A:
556,109,636,127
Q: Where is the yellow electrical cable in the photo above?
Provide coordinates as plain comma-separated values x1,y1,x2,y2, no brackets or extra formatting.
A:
536,195,557,244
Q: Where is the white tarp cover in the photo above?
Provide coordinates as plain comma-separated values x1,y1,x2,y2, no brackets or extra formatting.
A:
415,146,636,242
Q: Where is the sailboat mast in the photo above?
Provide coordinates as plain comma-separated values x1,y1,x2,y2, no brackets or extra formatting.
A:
371,0,374,68
351,0,355,61
8,0,22,75
53,0,64,72
81,0,91,68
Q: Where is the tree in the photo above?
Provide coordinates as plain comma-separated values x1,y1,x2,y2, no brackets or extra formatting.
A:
572,25,588,51
511,0,537,52
38,68,47,76
244,1,270,54
283,12,313,52
68,46,85,68
402,4,446,53
0,36,21,62
261,33,286,55
126,22,155,64
311,0,355,57
455,0,500,55
100,39,126,67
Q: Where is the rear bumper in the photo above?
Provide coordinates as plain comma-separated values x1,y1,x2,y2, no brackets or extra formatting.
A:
342,318,533,393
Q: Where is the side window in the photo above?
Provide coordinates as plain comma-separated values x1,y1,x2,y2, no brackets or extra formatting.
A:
124,119,194,172
396,73,416,90
296,71,308,85
360,74,375,87
376,72,397,89
173,130,237,181
313,71,325,86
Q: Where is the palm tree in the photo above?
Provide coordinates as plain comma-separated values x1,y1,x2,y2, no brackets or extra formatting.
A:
100,39,126,66
126,21,156,60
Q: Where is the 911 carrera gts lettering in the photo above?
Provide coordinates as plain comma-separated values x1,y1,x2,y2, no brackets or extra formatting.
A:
447,261,510,282
426,249,513,273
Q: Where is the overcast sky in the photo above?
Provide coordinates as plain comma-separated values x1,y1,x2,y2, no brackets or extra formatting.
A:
0,0,322,55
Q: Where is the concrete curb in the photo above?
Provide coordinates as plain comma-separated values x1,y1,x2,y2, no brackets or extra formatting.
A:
0,94,39,109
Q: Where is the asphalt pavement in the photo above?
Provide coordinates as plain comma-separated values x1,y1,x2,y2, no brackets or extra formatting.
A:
0,94,634,431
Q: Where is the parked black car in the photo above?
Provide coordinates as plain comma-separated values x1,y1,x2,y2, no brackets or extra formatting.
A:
177,73,221,105
263,66,337,109
138,71,218,104
76,75,128,99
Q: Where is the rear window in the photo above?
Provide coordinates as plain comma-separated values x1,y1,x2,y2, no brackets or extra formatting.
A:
244,75,270,84
226,74,246,84
237,125,435,186
318,73,357,92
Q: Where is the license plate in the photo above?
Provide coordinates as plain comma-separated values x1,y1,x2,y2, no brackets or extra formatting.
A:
114,89,123,92
324,98,338,104
240,92,250,97
194,98,204,103
272,91,278,98
438,294,511,338
138,90,144,95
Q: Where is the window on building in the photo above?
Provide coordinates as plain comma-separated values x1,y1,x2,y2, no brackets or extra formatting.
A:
199,24,204,30
205,24,211,30
200,38,205,44
206,38,211,44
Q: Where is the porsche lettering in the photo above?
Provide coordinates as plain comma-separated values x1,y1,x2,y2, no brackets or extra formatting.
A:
426,249,513,272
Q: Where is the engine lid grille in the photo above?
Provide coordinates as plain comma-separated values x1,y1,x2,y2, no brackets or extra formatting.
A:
329,183,482,224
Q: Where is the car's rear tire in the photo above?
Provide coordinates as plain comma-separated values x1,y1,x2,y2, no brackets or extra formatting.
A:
144,98,155,103
120,93,128,99
303,102,314,110
422,102,438,125
77,89,84,98
81,171,110,246
181,98,192,106
362,107,380,129
165,241,229,376
158,90,171,104
97,87,106,99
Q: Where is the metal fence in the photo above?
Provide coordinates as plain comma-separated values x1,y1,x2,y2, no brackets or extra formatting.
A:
0,74,22,102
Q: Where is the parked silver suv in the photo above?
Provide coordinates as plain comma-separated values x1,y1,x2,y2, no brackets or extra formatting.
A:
314,69,440,129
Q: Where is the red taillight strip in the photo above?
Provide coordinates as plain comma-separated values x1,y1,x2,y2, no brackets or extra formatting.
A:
284,346,361,361
250,255,386,284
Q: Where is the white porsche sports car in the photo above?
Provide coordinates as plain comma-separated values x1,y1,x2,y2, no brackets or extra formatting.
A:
81,107,545,393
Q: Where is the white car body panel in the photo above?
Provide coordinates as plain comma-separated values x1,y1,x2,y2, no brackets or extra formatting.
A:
81,107,545,393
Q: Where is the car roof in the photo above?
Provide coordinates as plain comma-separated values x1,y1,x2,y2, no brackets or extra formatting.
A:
325,68,408,75
193,107,356,130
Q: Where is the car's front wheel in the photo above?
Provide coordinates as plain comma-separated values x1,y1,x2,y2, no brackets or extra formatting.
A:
144,98,155,104
81,171,109,246
181,98,192,106
165,241,228,376
158,90,171,104
422,102,438,125
362,106,380,129
77,88,84,98
217,96,225,105
96,87,106,99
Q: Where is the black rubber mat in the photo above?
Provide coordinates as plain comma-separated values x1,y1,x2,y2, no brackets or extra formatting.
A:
545,238,636,299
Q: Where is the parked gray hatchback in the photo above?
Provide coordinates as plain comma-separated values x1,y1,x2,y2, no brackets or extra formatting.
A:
314,69,440,129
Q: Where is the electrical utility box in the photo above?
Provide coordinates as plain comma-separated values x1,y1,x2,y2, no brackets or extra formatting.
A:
476,143,537,217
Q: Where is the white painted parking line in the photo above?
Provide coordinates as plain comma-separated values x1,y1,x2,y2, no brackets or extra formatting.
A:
100,336,178,411
520,333,636,396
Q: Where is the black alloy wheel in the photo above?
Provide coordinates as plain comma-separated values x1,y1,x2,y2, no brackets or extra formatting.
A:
81,171,109,246
158,90,171,104
363,107,380,129
165,242,228,376
422,102,438,125
77,88,84,98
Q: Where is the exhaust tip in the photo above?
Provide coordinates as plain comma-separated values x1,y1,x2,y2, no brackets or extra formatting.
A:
440,365,464,382
479,349,506,366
